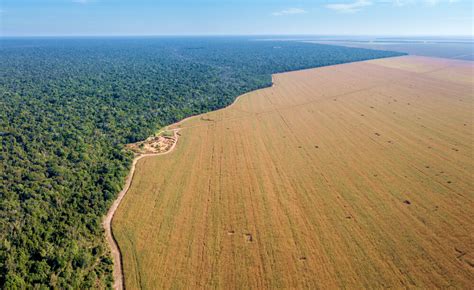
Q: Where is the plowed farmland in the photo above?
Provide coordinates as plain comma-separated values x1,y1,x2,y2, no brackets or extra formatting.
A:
113,55,474,289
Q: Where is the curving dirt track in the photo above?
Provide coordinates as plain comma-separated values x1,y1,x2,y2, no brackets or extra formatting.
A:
102,129,180,290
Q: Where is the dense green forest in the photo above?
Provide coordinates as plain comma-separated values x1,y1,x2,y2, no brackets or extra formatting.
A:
0,37,404,288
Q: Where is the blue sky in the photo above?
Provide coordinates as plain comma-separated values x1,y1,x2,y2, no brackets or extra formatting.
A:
0,0,472,36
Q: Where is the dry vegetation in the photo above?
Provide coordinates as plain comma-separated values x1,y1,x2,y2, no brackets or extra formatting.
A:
113,55,474,289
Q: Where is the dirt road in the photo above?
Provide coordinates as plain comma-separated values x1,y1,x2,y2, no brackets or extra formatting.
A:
102,129,180,290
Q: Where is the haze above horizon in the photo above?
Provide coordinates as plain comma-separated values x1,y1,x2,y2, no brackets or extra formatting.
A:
1,0,472,37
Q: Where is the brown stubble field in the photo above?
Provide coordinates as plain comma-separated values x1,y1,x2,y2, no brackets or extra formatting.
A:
113,55,474,289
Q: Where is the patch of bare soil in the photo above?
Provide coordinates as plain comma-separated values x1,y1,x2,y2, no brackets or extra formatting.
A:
127,133,177,154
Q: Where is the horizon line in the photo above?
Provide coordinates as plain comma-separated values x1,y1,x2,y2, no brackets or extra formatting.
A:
1,34,473,38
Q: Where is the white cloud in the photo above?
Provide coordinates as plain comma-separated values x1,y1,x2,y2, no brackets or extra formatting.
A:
390,0,414,6
272,8,307,16
424,0,460,4
388,0,459,6
324,0,461,12
326,0,372,13
423,0,441,5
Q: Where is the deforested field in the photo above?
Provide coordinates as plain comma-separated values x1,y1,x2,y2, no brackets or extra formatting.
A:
113,55,474,289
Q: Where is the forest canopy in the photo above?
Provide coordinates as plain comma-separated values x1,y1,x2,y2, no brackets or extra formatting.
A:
0,37,404,288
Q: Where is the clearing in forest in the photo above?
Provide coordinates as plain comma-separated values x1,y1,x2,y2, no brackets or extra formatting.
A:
126,131,178,154
113,55,474,289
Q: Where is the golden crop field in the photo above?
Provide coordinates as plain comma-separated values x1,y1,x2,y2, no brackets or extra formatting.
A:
113,55,474,289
